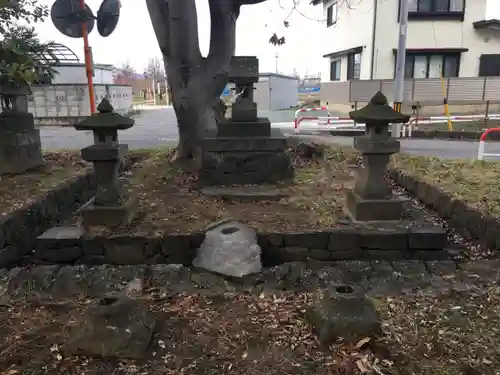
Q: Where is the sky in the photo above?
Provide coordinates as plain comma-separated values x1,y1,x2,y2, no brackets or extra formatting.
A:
34,0,500,78
34,0,325,77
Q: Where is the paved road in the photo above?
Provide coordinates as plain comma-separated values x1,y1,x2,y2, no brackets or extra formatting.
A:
40,106,500,160
41,106,297,150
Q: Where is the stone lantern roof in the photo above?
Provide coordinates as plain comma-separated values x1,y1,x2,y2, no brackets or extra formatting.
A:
75,99,134,131
349,91,410,125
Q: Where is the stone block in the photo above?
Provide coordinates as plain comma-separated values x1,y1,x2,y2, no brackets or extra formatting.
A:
200,150,294,185
0,127,43,174
81,199,137,228
408,226,447,250
81,144,127,161
203,132,287,152
345,191,406,222
412,250,451,260
328,227,359,251
306,286,382,345
217,118,271,137
103,237,160,265
0,245,20,268
284,232,329,249
0,112,35,131
36,226,86,249
201,186,287,202
228,56,259,83
358,223,408,250
35,246,83,263
364,250,411,260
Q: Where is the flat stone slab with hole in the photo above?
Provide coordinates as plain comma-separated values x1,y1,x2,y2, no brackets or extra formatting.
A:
201,186,287,202
193,219,262,278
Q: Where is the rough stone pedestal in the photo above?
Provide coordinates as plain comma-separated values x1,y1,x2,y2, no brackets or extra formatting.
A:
0,113,43,174
201,129,294,185
217,118,271,137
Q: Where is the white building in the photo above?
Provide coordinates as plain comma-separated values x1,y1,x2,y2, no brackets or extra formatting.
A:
51,63,115,85
313,0,500,81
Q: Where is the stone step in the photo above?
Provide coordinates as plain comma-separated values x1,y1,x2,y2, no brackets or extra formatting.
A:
201,186,287,201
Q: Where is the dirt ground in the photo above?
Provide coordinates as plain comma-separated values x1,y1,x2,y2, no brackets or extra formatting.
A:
0,288,498,375
392,154,500,218
77,147,360,236
0,151,91,216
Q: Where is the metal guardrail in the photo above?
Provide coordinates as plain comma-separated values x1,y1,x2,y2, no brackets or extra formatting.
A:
321,77,500,104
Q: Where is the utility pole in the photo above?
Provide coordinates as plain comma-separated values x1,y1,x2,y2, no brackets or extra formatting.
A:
274,52,279,74
392,0,409,137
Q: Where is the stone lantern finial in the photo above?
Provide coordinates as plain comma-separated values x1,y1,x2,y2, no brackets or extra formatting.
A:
96,98,114,113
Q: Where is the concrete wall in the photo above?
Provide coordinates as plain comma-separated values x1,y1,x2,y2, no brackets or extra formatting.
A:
28,84,133,126
52,64,115,85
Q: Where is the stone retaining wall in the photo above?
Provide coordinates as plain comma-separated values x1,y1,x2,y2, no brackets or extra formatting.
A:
33,224,450,267
2,259,499,301
389,168,500,251
0,172,96,269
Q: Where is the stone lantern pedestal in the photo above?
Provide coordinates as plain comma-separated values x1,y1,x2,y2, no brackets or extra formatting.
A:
346,92,410,221
74,99,136,228
201,56,293,185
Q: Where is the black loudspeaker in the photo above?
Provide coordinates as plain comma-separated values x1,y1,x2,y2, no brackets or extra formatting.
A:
97,0,121,37
51,0,95,38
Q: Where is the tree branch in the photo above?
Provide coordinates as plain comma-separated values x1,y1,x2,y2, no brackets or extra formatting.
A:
145,0,171,57
167,0,202,66
206,0,240,98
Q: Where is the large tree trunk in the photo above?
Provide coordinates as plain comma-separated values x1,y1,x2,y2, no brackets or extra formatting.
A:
146,0,241,167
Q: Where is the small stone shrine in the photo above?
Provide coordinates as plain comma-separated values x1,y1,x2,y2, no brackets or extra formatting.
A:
74,98,136,228
346,91,410,221
0,82,44,174
201,56,294,185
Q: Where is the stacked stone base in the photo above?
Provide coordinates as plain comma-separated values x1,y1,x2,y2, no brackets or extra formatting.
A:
0,113,43,174
200,130,294,185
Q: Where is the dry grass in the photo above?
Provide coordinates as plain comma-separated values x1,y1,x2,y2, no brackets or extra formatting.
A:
392,154,500,217
0,151,91,216
80,146,360,236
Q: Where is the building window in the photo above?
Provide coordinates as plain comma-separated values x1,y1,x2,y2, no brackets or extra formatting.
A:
479,55,500,76
326,1,338,27
402,54,460,78
330,60,341,81
347,52,361,80
404,0,464,20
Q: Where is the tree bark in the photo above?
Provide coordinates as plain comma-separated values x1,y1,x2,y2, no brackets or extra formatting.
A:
146,0,244,165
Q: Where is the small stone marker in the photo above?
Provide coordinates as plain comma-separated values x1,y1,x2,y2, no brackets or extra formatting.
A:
346,91,410,221
193,219,262,278
63,294,155,358
74,99,136,228
306,285,382,345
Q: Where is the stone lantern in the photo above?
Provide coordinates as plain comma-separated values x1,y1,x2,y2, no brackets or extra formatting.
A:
74,99,135,228
346,91,410,221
